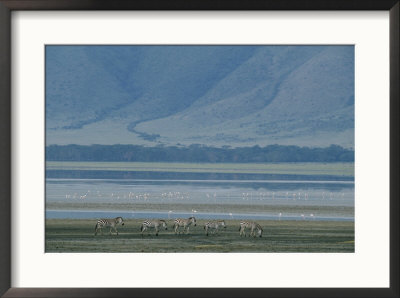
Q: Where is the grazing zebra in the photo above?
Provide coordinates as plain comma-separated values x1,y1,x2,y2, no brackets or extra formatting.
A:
173,217,197,234
94,217,125,236
239,221,263,237
204,220,226,236
140,219,168,237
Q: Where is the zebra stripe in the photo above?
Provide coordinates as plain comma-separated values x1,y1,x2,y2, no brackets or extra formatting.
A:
140,219,168,237
94,217,124,236
239,221,263,237
204,220,226,236
173,217,197,234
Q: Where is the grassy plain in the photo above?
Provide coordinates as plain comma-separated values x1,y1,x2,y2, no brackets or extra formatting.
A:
46,219,354,253
46,161,354,177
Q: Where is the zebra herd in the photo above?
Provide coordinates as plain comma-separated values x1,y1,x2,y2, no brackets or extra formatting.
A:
94,217,263,238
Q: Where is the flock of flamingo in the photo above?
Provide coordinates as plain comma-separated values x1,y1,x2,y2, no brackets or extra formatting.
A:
64,189,348,202
60,188,350,221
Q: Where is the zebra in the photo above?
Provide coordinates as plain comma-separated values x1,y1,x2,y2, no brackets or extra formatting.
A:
94,217,124,236
239,221,263,237
173,217,196,234
140,219,168,237
204,220,226,236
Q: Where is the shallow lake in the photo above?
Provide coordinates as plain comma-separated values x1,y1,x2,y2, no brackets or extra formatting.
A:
46,209,353,221
46,178,354,221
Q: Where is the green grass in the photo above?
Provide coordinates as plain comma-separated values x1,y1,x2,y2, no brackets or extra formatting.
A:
46,161,354,177
46,219,354,253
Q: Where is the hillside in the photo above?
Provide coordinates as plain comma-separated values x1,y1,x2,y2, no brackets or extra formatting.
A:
46,45,354,148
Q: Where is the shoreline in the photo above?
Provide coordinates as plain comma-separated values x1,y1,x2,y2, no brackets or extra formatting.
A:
46,208,354,222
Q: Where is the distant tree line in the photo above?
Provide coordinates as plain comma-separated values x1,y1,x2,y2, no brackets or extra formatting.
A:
45,144,354,163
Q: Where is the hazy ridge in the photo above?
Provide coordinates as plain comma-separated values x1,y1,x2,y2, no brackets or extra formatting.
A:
46,45,354,148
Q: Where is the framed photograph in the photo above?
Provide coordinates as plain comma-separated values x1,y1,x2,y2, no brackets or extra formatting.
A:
1,1,398,297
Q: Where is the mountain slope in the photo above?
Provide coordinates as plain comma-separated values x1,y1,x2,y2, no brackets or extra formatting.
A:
46,45,354,148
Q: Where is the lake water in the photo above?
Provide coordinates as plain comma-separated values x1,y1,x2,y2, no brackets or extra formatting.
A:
46,178,354,221
46,209,353,221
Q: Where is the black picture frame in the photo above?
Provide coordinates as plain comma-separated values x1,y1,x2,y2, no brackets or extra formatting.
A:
0,1,398,297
